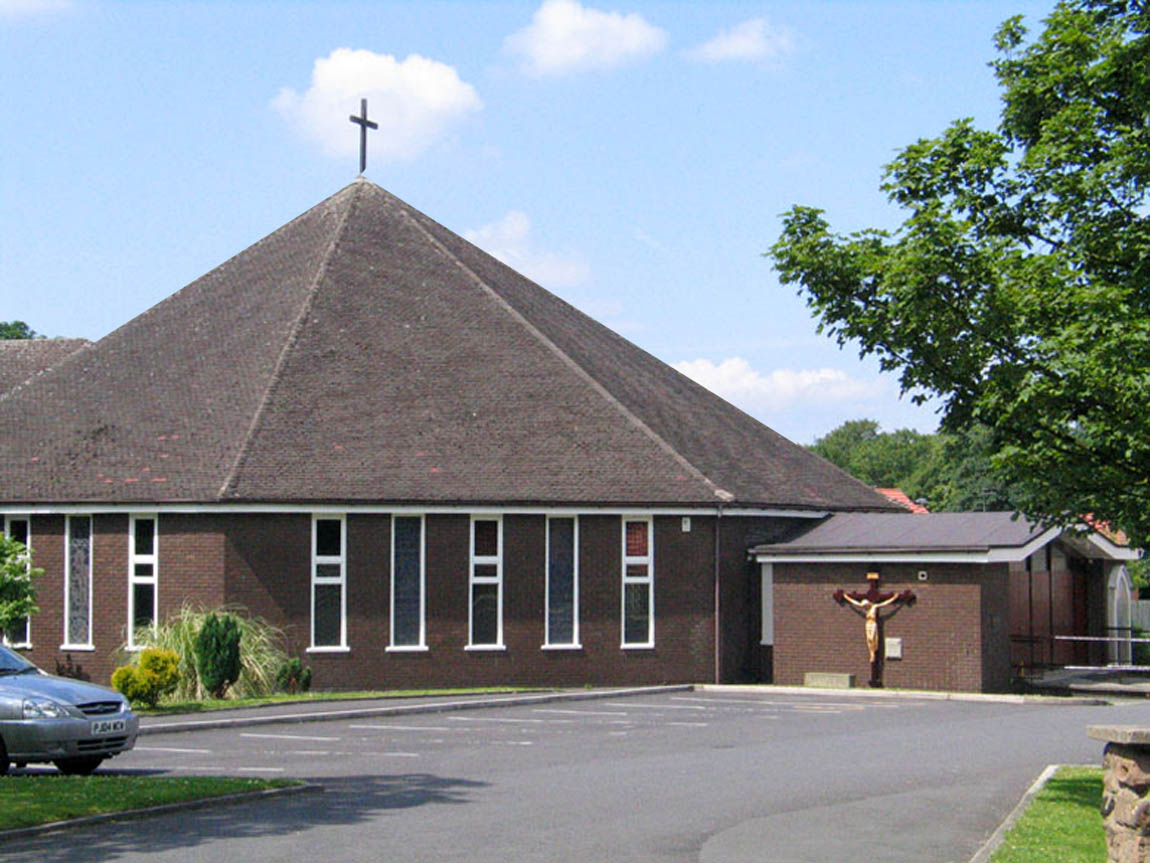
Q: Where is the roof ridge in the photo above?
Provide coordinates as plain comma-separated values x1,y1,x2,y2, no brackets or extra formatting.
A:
216,183,361,500
390,196,734,503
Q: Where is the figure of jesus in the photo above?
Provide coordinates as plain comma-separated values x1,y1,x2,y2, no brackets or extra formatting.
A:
836,591,905,663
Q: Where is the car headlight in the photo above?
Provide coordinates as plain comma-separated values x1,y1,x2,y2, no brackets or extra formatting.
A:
23,698,70,720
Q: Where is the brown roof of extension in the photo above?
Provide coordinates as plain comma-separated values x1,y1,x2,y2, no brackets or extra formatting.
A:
0,179,900,510
0,338,91,397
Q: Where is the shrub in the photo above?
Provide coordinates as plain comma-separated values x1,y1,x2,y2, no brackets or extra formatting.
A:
111,648,180,708
275,657,312,694
117,604,289,701
195,613,242,699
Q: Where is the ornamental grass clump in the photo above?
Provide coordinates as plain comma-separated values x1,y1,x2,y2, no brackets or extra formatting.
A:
111,648,180,708
194,613,242,699
118,604,289,701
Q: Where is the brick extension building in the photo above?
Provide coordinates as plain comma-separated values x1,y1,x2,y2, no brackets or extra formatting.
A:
0,179,1135,692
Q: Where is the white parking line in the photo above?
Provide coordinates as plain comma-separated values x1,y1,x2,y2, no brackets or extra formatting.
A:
240,732,342,741
533,708,629,717
447,716,573,724
665,721,709,727
605,702,706,711
349,724,455,732
367,752,421,758
135,746,212,754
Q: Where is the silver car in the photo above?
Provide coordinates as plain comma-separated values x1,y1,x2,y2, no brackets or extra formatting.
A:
0,644,139,775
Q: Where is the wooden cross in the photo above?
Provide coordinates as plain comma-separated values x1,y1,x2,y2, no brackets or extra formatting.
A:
833,572,915,688
348,98,378,175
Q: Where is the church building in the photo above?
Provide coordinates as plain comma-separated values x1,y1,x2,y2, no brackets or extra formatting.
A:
1,179,1134,692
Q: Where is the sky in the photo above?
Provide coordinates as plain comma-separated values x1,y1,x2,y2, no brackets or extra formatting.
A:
1,0,1058,445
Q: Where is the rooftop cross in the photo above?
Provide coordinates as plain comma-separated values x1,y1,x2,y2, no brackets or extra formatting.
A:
348,98,379,175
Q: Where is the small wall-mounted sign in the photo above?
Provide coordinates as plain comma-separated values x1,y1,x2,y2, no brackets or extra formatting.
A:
885,637,903,660
681,516,691,533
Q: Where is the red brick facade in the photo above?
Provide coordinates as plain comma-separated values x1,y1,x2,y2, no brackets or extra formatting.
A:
771,562,1013,692
18,511,796,690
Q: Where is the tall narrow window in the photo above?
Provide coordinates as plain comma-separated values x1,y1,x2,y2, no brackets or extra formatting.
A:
311,516,346,650
622,518,653,647
128,515,158,648
64,516,93,648
390,515,426,650
545,516,579,648
468,516,503,649
3,516,31,647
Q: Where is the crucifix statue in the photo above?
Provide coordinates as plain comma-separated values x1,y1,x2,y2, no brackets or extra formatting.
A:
349,98,379,175
833,572,915,688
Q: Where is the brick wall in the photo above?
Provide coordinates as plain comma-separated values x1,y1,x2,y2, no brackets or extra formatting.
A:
773,562,1007,692
18,510,795,691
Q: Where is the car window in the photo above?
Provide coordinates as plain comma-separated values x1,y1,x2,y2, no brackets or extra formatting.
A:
0,644,37,675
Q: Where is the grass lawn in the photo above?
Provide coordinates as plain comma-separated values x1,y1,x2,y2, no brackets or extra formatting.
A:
0,775,300,832
989,766,1105,863
142,686,545,714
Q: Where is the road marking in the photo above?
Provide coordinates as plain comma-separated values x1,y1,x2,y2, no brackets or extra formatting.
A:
135,746,212,754
665,721,709,727
605,702,706,711
367,752,421,758
289,750,332,756
447,716,572,724
533,708,629,717
241,732,342,742
168,765,287,773
349,724,455,732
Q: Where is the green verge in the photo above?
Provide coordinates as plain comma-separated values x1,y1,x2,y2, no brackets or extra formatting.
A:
989,767,1105,863
140,687,545,715
0,775,299,831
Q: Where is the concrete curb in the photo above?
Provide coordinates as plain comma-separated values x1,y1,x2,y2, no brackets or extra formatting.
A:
967,764,1082,863
0,781,321,844
140,684,695,735
696,683,1109,706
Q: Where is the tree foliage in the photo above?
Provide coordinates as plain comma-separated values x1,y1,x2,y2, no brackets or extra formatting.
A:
0,321,40,340
771,1,1150,545
808,419,1021,512
0,534,42,638
194,613,242,699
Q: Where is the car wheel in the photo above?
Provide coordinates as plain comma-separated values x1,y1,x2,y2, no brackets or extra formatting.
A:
53,756,105,775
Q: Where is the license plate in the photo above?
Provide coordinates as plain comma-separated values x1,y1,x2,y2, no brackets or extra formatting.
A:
91,719,126,735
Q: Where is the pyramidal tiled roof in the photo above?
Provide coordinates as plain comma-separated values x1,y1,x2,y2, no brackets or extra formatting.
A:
0,179,898,511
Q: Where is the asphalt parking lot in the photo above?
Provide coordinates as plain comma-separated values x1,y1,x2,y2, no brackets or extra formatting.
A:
6,688,1142,863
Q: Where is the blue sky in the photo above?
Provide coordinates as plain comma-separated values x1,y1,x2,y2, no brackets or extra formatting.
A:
1,0,1055,444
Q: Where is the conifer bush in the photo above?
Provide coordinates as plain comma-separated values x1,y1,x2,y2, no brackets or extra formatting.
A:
275,657,312,694
194,613,242,699
111,648,180,708
117,604,289,701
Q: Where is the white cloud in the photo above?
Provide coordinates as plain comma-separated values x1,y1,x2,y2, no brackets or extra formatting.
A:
272,49,481,163
672,357,886,412
0,0,74,20
505,0,666,76
464,210,590,288
685,18,793,64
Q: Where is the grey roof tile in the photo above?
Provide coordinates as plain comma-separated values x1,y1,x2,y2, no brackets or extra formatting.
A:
0,180,901,510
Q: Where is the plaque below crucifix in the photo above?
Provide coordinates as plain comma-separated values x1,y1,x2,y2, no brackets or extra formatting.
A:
833,572,915,688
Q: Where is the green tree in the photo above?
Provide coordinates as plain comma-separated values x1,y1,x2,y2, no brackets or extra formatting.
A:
194,613,242,699
808,419,944,503
0,321,40,340
771,0,1150,545
0,534,43,639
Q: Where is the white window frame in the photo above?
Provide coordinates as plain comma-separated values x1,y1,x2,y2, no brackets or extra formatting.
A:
62,514,94,651
309,514,348,652
3,516,32,649
544,515,580,649
466,515,504,650
621,516,654,648
127,514,158,650
388,514,427,652
760,562,774,646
